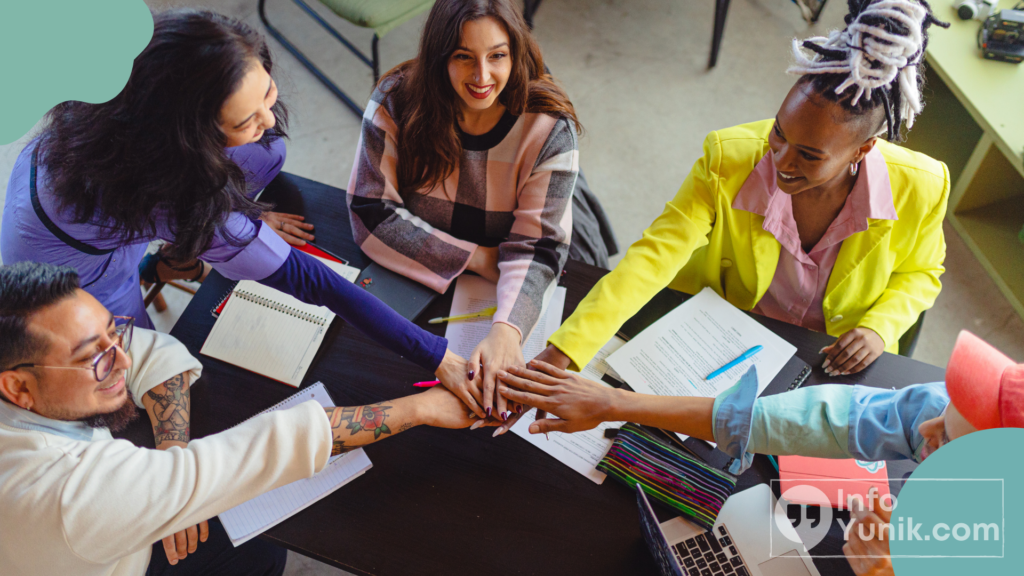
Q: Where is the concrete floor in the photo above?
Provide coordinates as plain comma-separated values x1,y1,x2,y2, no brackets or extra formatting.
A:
1,0,1022,574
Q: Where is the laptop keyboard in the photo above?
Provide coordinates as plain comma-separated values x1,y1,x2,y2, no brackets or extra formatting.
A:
672,525,751,576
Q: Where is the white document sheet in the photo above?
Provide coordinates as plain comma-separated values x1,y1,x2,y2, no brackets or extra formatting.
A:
443,275,565,360
219,383,373,546
315,257,361,283
510,336,628,484
606,287,796,439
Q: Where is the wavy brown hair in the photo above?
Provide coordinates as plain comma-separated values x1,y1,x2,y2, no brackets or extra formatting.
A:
380,0,580,193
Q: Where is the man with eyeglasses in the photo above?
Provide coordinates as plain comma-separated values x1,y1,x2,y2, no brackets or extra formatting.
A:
0,261,491,576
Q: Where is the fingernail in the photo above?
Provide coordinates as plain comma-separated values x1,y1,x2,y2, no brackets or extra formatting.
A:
468,370,475,380
486,407,492,417
842,371,850,376
822,359,831,369
470,419,485,430
545,433,550,441
498,370,507,378
501,412,508,421
492,427,503,438
517,405,523,414
819,347,827,354
508,366,518,373
529,423,539,433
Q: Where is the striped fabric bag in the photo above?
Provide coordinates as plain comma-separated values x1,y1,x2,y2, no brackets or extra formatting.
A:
596,423,737,530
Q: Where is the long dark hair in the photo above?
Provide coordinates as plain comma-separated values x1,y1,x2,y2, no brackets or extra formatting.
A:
381,0,580,193
37,9,289,262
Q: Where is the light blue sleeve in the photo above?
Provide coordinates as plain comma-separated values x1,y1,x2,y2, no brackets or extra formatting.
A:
711,365,949,474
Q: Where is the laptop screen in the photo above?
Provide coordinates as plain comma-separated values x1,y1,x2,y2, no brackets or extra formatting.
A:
636,485,685,576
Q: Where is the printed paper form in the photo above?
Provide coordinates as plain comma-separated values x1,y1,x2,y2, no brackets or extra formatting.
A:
511,336,628,484
606,287,796,439
444,275,566,360
220,383,373,546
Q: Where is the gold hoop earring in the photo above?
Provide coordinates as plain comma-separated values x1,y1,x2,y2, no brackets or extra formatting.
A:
849,162,859,176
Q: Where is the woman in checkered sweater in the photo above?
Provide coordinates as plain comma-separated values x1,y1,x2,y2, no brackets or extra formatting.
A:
347,0,585,420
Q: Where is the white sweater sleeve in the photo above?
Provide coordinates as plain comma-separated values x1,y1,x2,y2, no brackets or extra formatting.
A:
123,328,204,407
58,400,332,564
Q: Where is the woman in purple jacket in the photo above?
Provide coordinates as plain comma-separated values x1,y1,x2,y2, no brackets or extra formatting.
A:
0,9,481,412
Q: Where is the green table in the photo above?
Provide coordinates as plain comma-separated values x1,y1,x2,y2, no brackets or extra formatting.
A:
903,8,1024,320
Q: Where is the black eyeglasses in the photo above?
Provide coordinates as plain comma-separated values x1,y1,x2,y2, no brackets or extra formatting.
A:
2,316,134,383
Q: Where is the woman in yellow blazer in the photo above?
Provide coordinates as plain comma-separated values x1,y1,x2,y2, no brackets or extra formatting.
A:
535,0,949,380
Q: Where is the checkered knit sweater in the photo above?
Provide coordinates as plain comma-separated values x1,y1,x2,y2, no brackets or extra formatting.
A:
347,79,578,340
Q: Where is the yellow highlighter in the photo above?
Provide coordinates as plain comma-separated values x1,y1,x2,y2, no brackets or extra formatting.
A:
428,306,497,324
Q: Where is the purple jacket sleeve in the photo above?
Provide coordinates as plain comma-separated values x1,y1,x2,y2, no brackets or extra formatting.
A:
259,248,448,371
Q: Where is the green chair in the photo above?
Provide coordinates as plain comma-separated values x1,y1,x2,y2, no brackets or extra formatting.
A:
258,0,436,116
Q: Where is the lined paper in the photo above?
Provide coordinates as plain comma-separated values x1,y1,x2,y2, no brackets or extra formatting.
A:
219,383,373,546
201,256,355,387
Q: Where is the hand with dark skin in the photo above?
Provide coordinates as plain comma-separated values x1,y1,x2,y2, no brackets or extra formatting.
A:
494,360,715,439
822,327,885,376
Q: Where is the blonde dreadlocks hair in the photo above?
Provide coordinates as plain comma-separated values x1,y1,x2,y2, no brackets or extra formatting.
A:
787,0,948,142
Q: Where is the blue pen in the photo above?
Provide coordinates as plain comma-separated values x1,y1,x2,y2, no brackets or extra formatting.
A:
706,345,763,380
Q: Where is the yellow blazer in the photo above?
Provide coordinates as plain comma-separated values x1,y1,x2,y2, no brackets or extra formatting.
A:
550,119,949,370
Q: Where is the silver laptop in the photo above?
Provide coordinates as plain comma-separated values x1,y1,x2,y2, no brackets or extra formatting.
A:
637,484,821,576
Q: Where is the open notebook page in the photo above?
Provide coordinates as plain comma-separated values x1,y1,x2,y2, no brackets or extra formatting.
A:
219,383,373,546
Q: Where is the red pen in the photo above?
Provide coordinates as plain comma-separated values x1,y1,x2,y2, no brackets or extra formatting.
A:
413,380,441,388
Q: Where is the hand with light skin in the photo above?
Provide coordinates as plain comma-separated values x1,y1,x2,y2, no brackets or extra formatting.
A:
259,212,316,246
322,385,498,456
466,246,500,283
822,327,885,376
470,322,525,422
491,344,572,435
434,349,486,419
842,491,894,576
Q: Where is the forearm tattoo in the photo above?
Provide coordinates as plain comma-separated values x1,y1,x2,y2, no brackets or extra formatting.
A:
324,403,394,456
144,373,190,446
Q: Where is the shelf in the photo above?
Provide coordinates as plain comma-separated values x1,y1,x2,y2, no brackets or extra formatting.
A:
950,196,1024,318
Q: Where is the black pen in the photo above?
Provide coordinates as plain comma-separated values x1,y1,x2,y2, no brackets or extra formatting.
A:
307,241,350,266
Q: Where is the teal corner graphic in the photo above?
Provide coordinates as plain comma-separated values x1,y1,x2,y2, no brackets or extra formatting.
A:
0,1,153,145
891,428,1023,575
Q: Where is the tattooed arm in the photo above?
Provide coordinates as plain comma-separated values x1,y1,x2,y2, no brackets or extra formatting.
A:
143,372,208,565
323,386,492,455
143,372,192,449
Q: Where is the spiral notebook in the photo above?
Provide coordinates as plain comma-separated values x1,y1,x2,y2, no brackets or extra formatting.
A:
218,383,373,546
201,280,336,387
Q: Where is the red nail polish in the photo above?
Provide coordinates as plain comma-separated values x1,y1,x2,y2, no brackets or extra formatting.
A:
486,407,492,417
468,370,475,380
501,412,508,421
517,405,523,414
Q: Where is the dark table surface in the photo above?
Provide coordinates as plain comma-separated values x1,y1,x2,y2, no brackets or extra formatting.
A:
119,173,946,576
